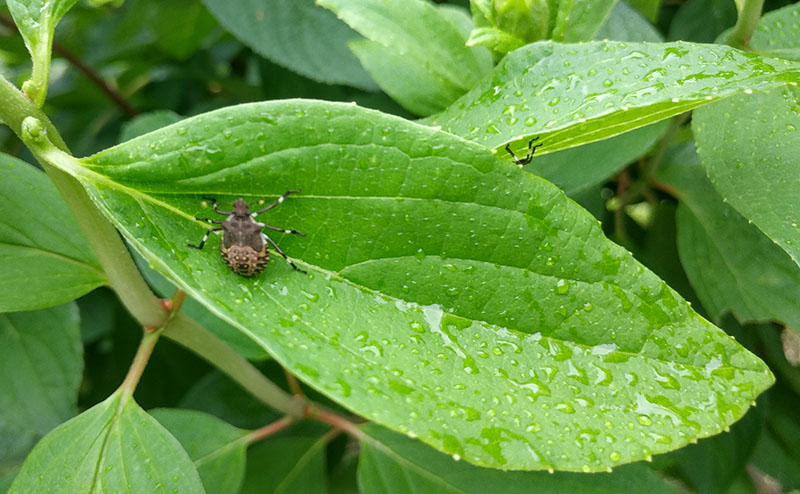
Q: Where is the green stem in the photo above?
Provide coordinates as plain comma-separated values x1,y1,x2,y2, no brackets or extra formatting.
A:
163,314,306,417
726,0,764,49
0,74,166,328
120,328,162,398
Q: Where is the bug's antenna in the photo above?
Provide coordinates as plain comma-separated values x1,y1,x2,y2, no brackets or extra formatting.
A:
505,137,541,166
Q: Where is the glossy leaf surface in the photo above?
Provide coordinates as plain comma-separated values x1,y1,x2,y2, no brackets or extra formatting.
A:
0,303,82,463
693,86,800,267
0,154,105,311
151,408,249,494
63,100,772,471
357,424,681,493
427,41,800,158
9,392,205,493
201,0,376,90
319,0,491,116
658,145,800,329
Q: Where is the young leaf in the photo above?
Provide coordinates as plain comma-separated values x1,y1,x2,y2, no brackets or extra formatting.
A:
240,436,328,494
550,0,618,42
693,86,800,268
318,0,492,116
595,0,663,43
9,392,205,493
48,100,772,471
426,41,800,157
657,145,800,329
200,0,376,91
0,303,82,464
357,424,682,493
0,154,105,311
150,408,250,494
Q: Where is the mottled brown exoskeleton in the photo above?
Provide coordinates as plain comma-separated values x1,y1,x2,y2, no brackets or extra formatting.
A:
187,191,306,277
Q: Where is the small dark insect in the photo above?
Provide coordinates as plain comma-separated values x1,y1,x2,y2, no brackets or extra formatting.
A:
505,136,542,166
187,191,306,277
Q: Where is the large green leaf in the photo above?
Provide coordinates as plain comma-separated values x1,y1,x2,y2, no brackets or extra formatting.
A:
319,0,492,116
46,100,772,471
657,145,800,329
200,0,376,91
693,86,800,268
9,391,205,493
240,436,328,494
6,0,79,105
357,424,681,493
0,303,82,464
151,408,250,494
426,41,800,158
0,155,105,311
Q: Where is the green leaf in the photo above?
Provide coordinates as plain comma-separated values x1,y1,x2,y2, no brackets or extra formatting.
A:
149,0,217,60
465,27,525,56
550,0,618,42
150,408,249,494
657,145,800,329
748,2,800,61
426,41,800,158
693,86,800,268
595,0,663,42
6,0,79,105
0,155,105,311
625,0,659,22
357,424,682,493
528,121,667,196
318,0,491,116
9,391,205,493
200,0,376,91
240,436,327,494
63,100,772,471
667,0,736,43
180,371,281,429
0,303,82,463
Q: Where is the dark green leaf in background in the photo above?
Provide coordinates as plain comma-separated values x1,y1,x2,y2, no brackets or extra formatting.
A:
0,303,82,465
550,0,618,42
734,2,800,61
693,86,800,268
319,0,492,116
595,0,663,43
357,424,682,494
427,41,800,158
625,0,660,23
667,0,737,43
201,0,376,91
151,408,250,494
658,144,800,330
0,154,105,312
9,391,205,493
48,100,775,471
240,435,328,494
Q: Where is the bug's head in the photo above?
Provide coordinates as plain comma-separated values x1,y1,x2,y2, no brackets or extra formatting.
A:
233,198,250,217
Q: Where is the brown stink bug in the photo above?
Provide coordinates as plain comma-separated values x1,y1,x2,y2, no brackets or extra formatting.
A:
187,191,306,277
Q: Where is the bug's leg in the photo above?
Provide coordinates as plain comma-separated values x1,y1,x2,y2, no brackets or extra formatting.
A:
202,196,232,216
260,223,306,237
263,233,307,273
505,137,541,166
252,190,301,218
195,217,224,224
188,227,222,249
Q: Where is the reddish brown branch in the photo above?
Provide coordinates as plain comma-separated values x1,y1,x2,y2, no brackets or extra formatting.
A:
0,14,139,117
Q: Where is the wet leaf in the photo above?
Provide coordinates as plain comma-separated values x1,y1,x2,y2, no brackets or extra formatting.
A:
357,424,682,493
0,303,82,464
426,41,800,158
201,0,376,91
9,391,205,493
658,145,800,329
693,86,800,268
151,408,249,494
737,2,800,61
318,0,492,116
0,154,105,311
59,100,772,471
6,0,79,104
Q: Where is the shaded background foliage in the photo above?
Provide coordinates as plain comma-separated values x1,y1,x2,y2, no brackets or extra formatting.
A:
1,0,799,492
